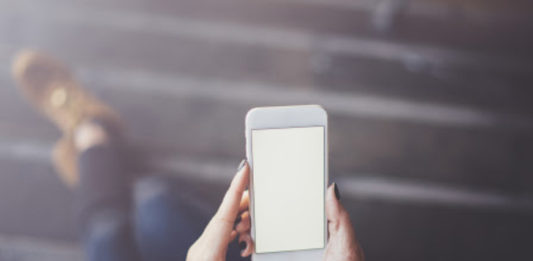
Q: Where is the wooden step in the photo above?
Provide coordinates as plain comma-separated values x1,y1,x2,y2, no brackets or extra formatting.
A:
0,157,74,240
1,66,532,193
13,0,533,55
348,197,533,261
0,147,531,261
0,5,531,114
0,234,81,261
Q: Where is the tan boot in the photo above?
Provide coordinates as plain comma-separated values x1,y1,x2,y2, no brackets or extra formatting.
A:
12,50,121,188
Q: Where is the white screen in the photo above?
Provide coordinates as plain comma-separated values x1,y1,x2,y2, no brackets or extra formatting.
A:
251,126,325,254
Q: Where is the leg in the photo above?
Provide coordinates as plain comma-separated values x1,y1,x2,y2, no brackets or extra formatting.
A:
76,121,140,261
11,51,139,260
134,176,206,261
133,176,250,261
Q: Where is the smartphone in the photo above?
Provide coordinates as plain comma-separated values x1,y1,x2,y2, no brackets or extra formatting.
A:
245,105,328,261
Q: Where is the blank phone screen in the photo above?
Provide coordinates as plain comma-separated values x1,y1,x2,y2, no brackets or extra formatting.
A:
251,126,325,254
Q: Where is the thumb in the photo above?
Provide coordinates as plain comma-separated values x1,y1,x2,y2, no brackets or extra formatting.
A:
326,183,351,235
188,161,250,260
215,160,250,222
326,183,365,261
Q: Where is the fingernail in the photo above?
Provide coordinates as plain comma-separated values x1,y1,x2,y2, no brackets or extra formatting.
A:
334,183,341,201
239,241,247,252
234,215,242,228
237,159,246,171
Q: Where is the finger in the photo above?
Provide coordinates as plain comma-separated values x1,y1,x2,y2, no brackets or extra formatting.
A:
229,230,238,242
326,183,350,233
238,233,255,257
235,211,251,233
239,190,250,212
215,161,250,222
326,183,364,260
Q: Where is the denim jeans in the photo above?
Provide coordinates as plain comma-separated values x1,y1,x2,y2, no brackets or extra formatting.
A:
78,145,245,261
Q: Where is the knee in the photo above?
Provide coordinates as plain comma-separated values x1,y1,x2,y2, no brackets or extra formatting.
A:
134,175,176,222
133,176,191,260
134,176,179,234
84,210,135,261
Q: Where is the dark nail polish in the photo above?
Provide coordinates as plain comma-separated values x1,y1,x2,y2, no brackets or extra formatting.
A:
239,241,247,251
234,215,242,228
334,183,341,201
237,159,246,171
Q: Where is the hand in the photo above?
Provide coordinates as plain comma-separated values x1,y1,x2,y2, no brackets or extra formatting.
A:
226,169,364,261
324,183,364,261
187,160,250,261
234,183,364,260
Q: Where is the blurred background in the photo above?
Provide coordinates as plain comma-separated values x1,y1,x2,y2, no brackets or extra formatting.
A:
0,0,533,260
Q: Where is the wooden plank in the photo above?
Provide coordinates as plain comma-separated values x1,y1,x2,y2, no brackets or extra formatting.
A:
5,0,533,70
0,0,531,194
0,13,531,115
85,83,533,192
0,235,82,261
0,153,531,261
0,158,75,240
1,68,531,192
10,0,533,56
318,54,533,115
348,198,533,261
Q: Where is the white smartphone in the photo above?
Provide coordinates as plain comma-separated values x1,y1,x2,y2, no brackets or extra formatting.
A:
245,105,328,261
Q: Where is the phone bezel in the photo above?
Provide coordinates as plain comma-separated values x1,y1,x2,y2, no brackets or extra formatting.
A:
245,105,328,261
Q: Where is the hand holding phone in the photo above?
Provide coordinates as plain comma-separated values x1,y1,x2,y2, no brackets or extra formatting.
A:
188,105,364,261
235,182,364,261
187,162,250,261
187,161,364,261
